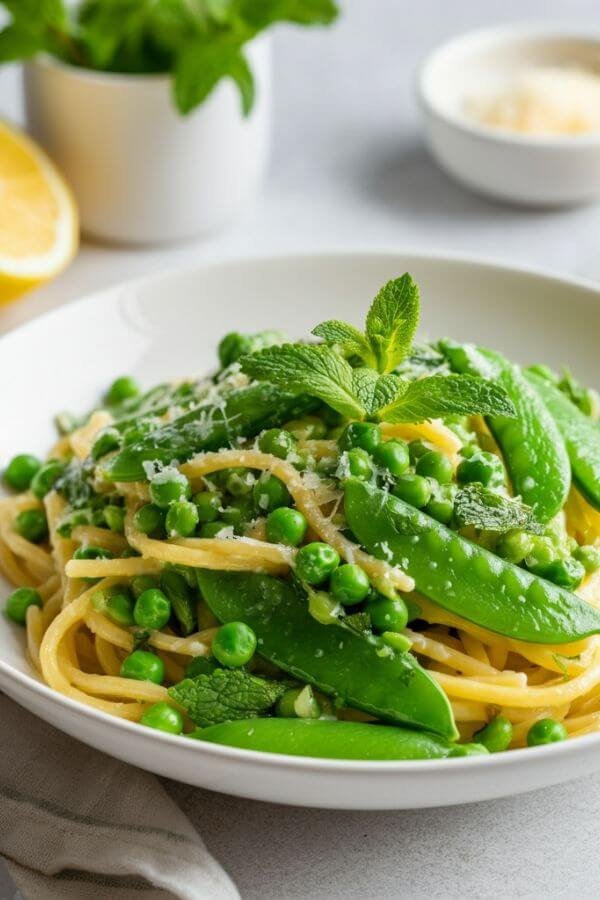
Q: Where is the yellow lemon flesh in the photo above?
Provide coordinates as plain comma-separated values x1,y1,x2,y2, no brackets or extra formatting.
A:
0,120,79,304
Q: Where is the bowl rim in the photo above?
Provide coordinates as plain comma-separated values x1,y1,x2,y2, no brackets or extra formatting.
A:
2,246,600,776
417,21,600,149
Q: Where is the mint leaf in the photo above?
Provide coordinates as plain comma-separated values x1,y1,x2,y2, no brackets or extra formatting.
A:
0,25,43,61
174,35,253,116
241,344,366,419
343,611,372,636
168,668,286,727
312,320,374,365
454,484,544,534
375,374,516,423
236,0,339,28
365,274,420,373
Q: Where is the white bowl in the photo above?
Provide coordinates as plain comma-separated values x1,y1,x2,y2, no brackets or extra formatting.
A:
23,38,271,244
418,25,600,206
1,251,599,809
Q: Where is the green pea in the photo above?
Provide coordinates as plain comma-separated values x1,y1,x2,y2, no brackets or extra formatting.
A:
14,508,48,543
541,558,586,590
457,451,503,487
131,574,158,599
106,375,141,406
276,685,321,719
165,500,199,538
225,467,255,497
193,491,222,523
425,484,455,524
30,460,64,499
285,416,327,441
199,521,227,538
133,503,165,536
416,450,453,484
73,545,113,562
221,497,253,533
496,529,535,565
104,504,125,534
295,541,340,585
4,454,41,491
474,716,513,752
259,428,296,459
392,473,432,508
408,440,430,463
574,545,600,574
140,702,183,734
92,587,135,626
149,469,191,509
120,650,164,684
185,656,218,678
459,444,478,458
134,588,171,629
527,718,568,746
373,439,410,477
339,422,381,454
5,587,41,625
367,595,409,633
212,621,257,667
265,507,307,546
316,455,339,477
91,428,122,461
253,473,290,513
346,448,373,481
525,536,558,575
330,564,370,606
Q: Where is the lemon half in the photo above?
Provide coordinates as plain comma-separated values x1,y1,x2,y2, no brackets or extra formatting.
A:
0,120,79,304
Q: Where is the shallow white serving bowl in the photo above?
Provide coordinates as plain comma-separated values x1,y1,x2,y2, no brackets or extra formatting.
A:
1,251,599,809
418,25,600,206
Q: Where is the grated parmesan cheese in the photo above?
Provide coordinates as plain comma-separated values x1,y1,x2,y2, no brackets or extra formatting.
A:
466,66,600,136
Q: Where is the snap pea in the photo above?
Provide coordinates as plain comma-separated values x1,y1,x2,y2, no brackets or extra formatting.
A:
196,569,458,739
193,718,486,760
526,370,600,511
344,479,600,644
160,569,197,635
102,384,317,483
440,341,570,522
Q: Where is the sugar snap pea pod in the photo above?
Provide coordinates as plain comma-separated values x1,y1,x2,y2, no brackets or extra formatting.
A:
192,718,486,760
440,341,570,522
344,479,600,644
526,371,600,511
160,569,197,635
196,569,458,739
102,384,318,483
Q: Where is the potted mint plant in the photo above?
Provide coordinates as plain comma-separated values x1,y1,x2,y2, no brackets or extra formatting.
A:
0,0,338,243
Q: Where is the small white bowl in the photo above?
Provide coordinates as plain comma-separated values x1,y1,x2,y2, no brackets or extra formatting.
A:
418,25,600,206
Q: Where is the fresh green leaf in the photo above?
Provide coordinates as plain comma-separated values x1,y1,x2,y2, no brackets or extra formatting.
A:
55,459,95,510
453,484,544,534
375,374,517,424
235,0,339,29
168,667,287,726
241,344,366,419
365,274,420,373
311,320,374,365
174,34,253,115
227,49,255,116
0,24,43,61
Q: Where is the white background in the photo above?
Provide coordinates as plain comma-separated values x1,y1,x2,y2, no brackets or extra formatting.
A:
2,0,600,896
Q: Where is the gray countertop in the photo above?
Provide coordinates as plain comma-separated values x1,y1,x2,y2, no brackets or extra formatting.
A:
1,1,600,896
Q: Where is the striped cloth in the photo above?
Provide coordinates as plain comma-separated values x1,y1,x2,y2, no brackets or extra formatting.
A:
0,694,239,899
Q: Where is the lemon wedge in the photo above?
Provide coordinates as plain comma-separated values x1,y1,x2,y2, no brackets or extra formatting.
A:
0,119,78,304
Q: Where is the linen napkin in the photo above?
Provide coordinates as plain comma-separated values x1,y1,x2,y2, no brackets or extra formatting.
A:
0,693,239,900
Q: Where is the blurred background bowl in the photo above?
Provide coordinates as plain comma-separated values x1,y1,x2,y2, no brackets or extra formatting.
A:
418,24,600,207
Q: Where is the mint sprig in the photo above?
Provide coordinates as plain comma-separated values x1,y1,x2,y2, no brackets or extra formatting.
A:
454,484,544,534
168,667,286,727
241,274,517,425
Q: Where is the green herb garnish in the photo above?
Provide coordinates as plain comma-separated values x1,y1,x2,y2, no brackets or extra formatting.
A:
168,667,287,727
453,484,544,534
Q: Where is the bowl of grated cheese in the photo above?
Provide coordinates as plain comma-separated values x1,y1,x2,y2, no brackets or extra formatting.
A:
418,24,600,206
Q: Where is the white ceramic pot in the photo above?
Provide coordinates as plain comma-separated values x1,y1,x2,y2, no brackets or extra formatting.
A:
23,37,271,244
